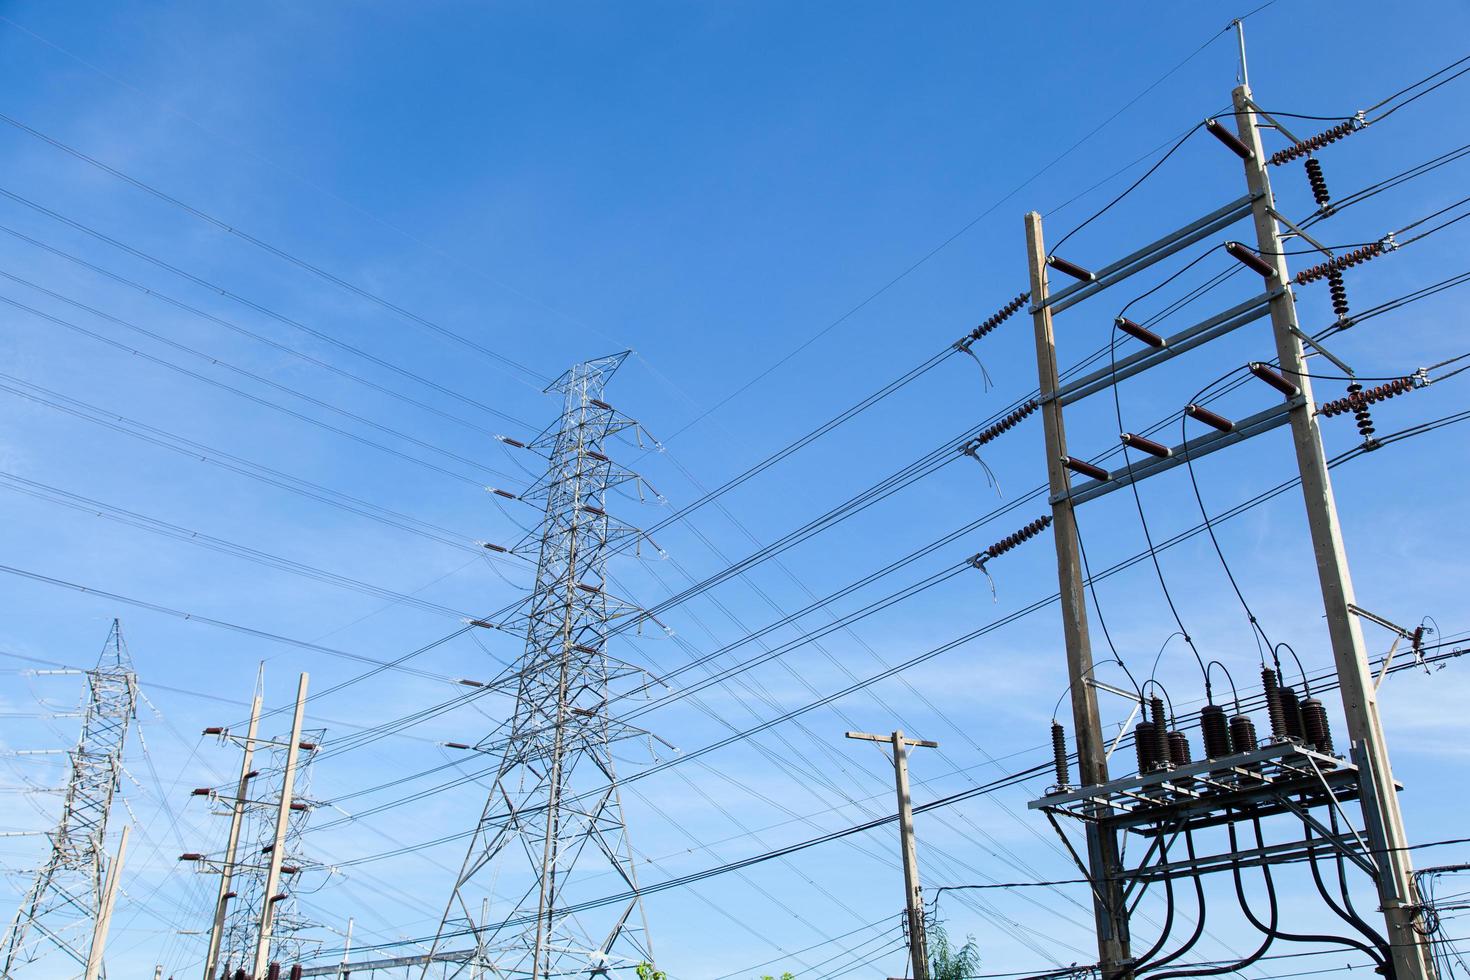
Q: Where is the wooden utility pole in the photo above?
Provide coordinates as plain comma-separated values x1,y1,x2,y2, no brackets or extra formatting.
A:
84,824,130,980
847,730,937,980
252,673,309,980
1232,85,1435,980
204,676,265,980
1025,211,1133,979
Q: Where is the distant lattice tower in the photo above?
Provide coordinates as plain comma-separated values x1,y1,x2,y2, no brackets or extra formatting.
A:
217,727,325,976
422,352,662,979
1,619,138,976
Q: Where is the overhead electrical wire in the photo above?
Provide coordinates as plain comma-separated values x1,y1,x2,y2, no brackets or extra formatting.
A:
0,188,534,427
0,112,550,386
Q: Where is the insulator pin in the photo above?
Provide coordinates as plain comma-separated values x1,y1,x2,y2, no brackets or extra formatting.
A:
1268,119,1360,166
1064,456,1109,482
1121,432,1171,459
1225,241,1277,278
1205,118,1254,160
1116,316,1165,348
1305,157,1331,206
1301,697,1334,754
1294,242,1386,285
268,963,281,980
962,400,1039,456
1230,712,1259,753
1185,403,1235,433
1201,704,1233,759
1319,377,1415,418
291,967,304,980
1047,254,1096,283
1249,362,1300,398
1050,722,1070,791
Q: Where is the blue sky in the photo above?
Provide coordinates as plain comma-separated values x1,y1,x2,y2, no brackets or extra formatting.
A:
2,1,1470,978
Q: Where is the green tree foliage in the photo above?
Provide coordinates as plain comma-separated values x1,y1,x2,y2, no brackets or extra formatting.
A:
636,963,667,980
929,923,980,980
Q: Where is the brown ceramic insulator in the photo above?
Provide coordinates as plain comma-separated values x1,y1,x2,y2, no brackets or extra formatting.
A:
1328,269,1350,318
1319,377,1416,417
982,515,1053,562
1206,117,1254,160
1065,456,1110,481
1263,667,1287,743
1294,242,1386,285
969,291,1031,342
1347,382,1376,440
966,400,1040,452
1301,697,1334,754
1226,240,1277,278
1149,697,1170,770
1051,721,1070,788
1279,686,1305,741
1047,254,1095,282
1268,119,1359,166
1230,712,1260,752
1135,720,1159,774
1305,156,1331,206
1167,729,1192,766
1201,703,1233,759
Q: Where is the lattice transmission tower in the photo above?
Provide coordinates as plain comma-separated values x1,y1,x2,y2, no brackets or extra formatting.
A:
422,352,662,980
216,726,326,976
1,619,138,976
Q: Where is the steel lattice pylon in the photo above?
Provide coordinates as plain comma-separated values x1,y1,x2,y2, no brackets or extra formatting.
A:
217,727,325,976
1,619,137,977
423,352,660,980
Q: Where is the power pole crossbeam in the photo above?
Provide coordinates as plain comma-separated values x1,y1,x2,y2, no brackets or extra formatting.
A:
1025,212,1134,980
1231,85,1435,980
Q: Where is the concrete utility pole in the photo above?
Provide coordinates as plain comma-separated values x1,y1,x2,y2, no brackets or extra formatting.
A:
847,730,937,980
1231,85,1436,980
1025,212,1134,979
205,676,265,980
252,673,310,980
84,824,130,980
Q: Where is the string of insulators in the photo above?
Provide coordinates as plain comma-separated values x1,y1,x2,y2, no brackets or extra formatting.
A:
1328,269,1350,319
972,515,1053,567
1051,722,1070,790
1149,696,1171,772
1268,119,1360,166
1294,242,1386,285
1201,704,1232,759
962,400,1039,456
1263,666,1288,743
962,291,1030,346
1301,697,1334,754
1305,157,1331,207
1346,382,1376,441
1318,377,1415,417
